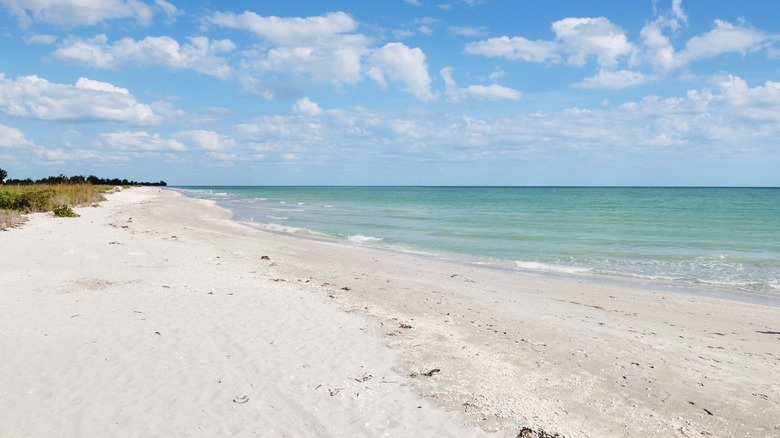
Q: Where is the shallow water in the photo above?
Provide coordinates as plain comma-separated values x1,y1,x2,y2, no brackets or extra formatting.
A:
179,186,780,297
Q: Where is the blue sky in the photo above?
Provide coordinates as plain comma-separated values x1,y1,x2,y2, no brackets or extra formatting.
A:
0,0,778,185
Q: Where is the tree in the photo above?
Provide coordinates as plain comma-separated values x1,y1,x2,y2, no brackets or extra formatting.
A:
0,168,7,182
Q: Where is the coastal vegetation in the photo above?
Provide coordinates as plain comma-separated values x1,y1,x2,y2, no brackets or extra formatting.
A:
0,168,166,230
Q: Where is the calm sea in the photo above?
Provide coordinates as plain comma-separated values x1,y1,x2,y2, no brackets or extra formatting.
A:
179,186,780,298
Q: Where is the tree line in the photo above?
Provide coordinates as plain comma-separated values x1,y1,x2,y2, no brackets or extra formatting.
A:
0,169,166,187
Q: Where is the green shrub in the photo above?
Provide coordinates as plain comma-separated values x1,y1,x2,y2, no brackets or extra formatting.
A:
53,204,80,218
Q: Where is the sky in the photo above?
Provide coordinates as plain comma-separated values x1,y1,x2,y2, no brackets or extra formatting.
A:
0,0,779,186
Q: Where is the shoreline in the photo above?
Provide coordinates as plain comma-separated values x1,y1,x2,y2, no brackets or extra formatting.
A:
184,186,780,302
232,209,780,309
2,187,779,437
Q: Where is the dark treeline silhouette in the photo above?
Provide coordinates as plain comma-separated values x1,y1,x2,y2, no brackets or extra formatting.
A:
2,172,166,187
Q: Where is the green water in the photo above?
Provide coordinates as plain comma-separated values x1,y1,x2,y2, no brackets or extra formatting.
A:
181,187,780,296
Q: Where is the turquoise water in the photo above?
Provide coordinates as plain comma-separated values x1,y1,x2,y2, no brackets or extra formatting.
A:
180,187,780,297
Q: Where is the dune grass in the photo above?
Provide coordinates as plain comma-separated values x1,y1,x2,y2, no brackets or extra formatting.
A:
0,184,111,230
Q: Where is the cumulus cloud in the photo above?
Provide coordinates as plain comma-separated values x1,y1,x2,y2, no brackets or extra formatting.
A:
441,67,521,101
551,17,635,67
0,74,160,124
0,123,35,149
680,20,766,63
464,36,559,62
652,0,688,31
368,43,436,102
24,34,57,44
465,16,633,67
573,69,647,89
449,26,488,37
207,11,370,98
206,10,358,45
53,34,235,79
98,130,187,151
640,19,768,73
208,74,780,177
205,9,440,102
175,130,237,151
292,97,323,116
0,0,160,28
32,146,132,164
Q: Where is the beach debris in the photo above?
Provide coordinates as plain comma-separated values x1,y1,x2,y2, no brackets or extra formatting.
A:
261,255,270,260
421,368,440,377
399,322,413,329
329,388,341,397
517,427,561,438
341,286,351,291
108,241,121,245
233,395,249,404
353,374,373,382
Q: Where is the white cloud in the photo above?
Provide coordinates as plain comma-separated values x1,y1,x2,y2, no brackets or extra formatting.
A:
449,26,488,37
206,9,442,102
244,39,367,89
464,84,522,100
639,22,677,72
53,34,236,80
153,0,179,22
551,17,635,67
466,16,633,67
403,0,421,5
369,43,436,102
679,20,766,63
573,69,647,90
98,130,187,151
464,36,559,62
0,74,160,124
292,97,323,116
441,67,521,101
206,10,358,45
175,130,236,151
24,34,57,44
716,75,780,120
0,123,35,148
488,66,506,80
0,0,157,28
641,19,768,73
213,11,370,98
33,147,130,164
219,75,780,176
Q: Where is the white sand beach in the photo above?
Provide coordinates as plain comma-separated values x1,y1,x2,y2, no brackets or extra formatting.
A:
1,188,778,437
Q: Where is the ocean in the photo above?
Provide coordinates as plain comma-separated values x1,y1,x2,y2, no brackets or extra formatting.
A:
179,186,780,298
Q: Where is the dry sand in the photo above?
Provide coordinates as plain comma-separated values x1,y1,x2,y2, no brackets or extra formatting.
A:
1,187,778,437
